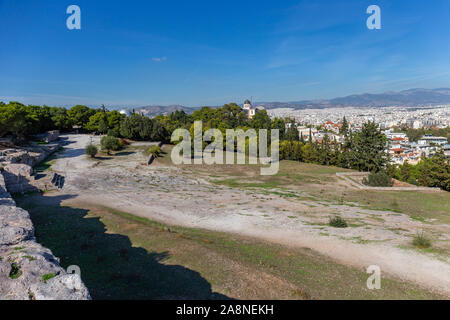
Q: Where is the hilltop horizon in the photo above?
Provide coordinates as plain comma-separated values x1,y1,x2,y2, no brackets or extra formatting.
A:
5,87,447,116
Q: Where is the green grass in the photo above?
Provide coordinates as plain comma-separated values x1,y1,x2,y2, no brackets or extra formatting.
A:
212,178,280,189
339,191,450,225
14,193,444,300
34,147,64,172
41,273,57,283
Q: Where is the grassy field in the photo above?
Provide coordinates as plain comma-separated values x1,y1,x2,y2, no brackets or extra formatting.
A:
157,144,450,225
15,193,444,300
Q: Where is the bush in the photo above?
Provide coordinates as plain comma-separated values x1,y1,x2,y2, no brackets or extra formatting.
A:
329,216,348,228
412,231,431,248
100,136,121,154
85,144,98,158
9,263,22,279
147,145,162,158
362,171,394,187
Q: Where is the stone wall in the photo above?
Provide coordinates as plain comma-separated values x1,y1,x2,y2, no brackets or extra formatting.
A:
0,172,91,300
0,141,63,193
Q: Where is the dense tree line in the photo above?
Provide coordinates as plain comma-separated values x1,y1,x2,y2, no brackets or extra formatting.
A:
279,121,389,172
392,149,450,191
154,103,285,140
0,102,167,142
394,126,450,142
155,103,286,152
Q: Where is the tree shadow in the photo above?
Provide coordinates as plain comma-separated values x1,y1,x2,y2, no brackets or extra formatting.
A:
114,151,135,157
16,193,231,300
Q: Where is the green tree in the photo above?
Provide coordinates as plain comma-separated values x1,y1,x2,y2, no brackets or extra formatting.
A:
302,142,319,163
85,144,98,158
350,121,388,172
120,114,143,140
340,116,349,136
418,149,450,191
67,105,96,128
50,107,71,131
0,102,30,138
250,110,271,130
86,111,108,133
271,117,286,141
285,120,300,141
100,136,121,154
406,128,425,142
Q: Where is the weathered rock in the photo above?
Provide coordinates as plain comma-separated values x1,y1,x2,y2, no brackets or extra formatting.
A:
2,164,37,193
32,274,90,300
0,172,90,300
0,206,34,246
44,131,60,143
4,164,33,177
0,137,15,148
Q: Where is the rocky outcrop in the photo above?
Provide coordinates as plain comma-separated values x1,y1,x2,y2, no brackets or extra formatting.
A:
2,164,38,193
0,141,63,193
0,173,90,300
33,131,60,143
0,143,60,167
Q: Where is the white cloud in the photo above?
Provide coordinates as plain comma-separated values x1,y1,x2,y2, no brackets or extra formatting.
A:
152,56,167,62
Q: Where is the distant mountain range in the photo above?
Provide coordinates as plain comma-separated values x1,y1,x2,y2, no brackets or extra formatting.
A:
124,88,450,116
256,88,450,110
133,105,200,117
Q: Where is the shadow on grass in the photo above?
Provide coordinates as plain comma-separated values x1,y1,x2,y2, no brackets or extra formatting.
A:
16,193,230,300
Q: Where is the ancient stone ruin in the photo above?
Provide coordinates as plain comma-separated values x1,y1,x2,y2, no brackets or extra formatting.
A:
0,139,90,300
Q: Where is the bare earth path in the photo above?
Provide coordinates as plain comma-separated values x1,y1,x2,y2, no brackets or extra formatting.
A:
50,135,450,296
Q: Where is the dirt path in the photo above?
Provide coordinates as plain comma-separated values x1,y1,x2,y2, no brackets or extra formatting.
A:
50,134,450,296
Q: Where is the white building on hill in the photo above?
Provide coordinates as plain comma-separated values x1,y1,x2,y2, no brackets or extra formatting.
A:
243,99,265,119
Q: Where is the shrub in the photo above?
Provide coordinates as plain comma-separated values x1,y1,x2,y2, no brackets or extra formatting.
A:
362,171,394,187
85,144,98,158
9,263,22,279
412,232,431,248
147,145,162,158
100,136,121,154
329,216,348,228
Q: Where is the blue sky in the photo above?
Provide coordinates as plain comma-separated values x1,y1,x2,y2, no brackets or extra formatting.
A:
1,0,449,107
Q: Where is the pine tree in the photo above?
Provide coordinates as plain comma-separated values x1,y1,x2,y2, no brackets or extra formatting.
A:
350,121,388,172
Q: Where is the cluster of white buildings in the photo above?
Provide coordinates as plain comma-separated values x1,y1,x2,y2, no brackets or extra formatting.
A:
268,105,450,129
269,105,450,165
383,129,449,164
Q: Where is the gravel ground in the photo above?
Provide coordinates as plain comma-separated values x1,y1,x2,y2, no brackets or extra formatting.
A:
47,134,450,296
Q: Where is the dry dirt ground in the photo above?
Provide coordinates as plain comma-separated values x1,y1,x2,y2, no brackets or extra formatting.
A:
46,134,450,296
